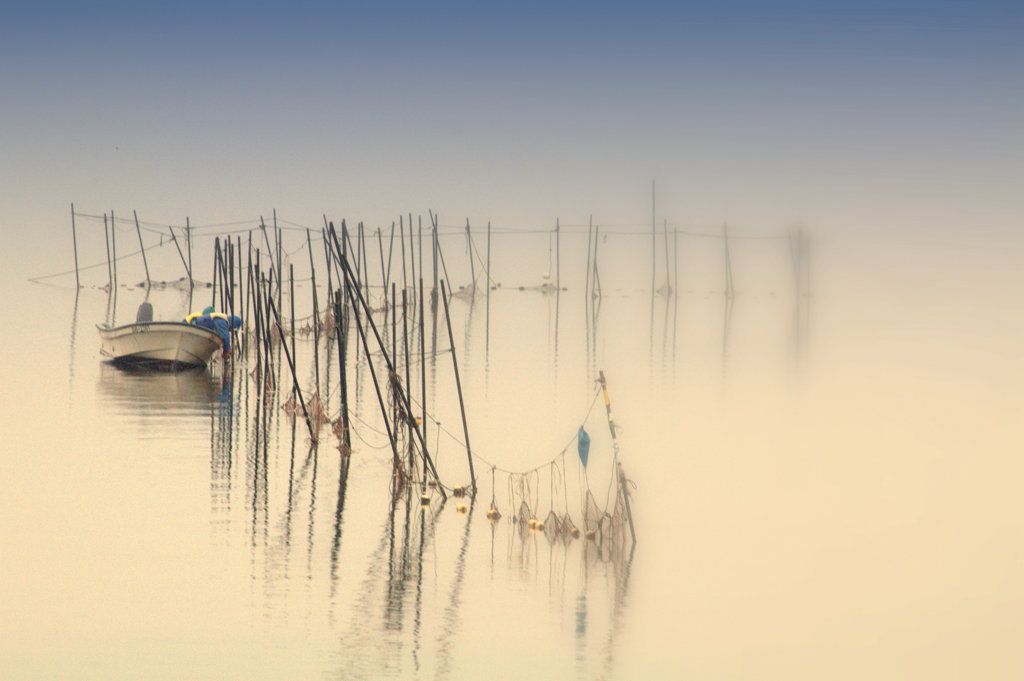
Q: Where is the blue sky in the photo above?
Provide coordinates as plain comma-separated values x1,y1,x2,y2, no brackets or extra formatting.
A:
2,1,1020,264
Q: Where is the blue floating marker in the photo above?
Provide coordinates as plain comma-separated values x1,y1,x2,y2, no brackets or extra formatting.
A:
577,427,591,468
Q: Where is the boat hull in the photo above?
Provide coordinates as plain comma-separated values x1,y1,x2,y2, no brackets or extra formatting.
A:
97,321,223,369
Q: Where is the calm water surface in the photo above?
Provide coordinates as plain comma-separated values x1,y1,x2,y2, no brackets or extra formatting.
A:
2,230,1021,680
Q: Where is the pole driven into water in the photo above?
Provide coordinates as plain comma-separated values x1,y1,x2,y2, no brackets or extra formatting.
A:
103,214,112,291
110,210,117,291
486,220,491,349
133,210,150,288
555,218,560,293
70,203,80,291
185,216,192,289
440,281,476,492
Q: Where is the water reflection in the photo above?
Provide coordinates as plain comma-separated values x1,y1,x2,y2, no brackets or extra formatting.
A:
95,362,225,416
83,284,638,679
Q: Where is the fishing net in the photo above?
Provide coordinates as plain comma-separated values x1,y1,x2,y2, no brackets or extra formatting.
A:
584,490,602,534
516,500,532,541
544,509,562,544
562,513,580,543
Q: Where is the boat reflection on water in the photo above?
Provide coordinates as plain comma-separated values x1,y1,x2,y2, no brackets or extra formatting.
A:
96,361,231,420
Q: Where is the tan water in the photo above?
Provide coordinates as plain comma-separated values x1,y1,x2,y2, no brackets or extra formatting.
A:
2,227,1021,680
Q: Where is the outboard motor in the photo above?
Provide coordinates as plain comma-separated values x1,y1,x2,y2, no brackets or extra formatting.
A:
136,301,153,322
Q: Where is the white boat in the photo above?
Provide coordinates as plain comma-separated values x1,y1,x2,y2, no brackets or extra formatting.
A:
97,321,223,369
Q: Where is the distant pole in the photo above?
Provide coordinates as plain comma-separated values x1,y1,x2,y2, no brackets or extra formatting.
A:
673,227,679,297
486,220,491,346
441,280,476,492
435,229,454,305
723,223,734,298
663,219,671,295
651,181,656,299
465,219,476,293
134,210,150,288
585,215,593,301
70,203,80,290
103,213,112,290
110,210,117,291
186,217,192,289
555,218,560,292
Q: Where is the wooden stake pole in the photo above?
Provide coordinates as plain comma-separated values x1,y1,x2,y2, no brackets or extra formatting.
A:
441,281,477,492
306,229,320,394
103,213,112,291
328,222,443,490
724,223,734,299
185,217,192,289
402,288,413,474
133,210,150,288
651,181,656,299
663,219,671,295
556,218,560,292
585,215,593,300
70,203,80,290
267,270,314,440
486,220,491,348
465,219,476,293
110,210,117,291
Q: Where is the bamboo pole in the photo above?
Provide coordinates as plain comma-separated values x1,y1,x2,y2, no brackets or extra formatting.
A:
185,217,192,289
556,218,560,292
651,181,656,299
585,215,593,301
103,213,112,290
663,219,671,295
441,281,476,492
327,223,440,486
402,288,413,473
70,203,80,290
306,229,320,394
486,220,491,348
110,209,117,288
133,210,150,288
419,278,429,488
465,219,476,293
267,270,314,439
110,210,117,291
337,230,351,453
168,225,191,286
289,263,296,367
723,223,734,298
